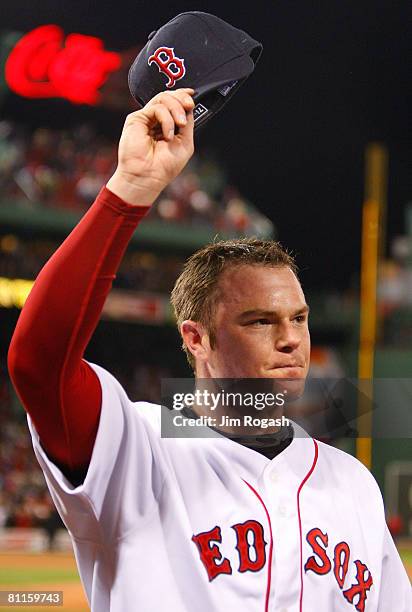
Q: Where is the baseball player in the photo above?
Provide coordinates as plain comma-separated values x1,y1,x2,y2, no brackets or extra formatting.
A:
8,88,411,611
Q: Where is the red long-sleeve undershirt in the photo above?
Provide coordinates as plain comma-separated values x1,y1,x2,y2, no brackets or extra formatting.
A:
7,187,149,474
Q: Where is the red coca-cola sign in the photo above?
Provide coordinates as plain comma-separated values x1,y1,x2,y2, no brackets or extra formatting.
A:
5,24,122,105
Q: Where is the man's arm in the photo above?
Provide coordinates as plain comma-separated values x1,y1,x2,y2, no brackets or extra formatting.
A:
7,89,195,476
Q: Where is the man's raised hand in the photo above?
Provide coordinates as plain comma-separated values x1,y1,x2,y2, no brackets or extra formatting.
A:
107,88,195,206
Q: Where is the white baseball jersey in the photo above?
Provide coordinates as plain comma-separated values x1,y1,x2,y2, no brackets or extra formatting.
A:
28,363,411,611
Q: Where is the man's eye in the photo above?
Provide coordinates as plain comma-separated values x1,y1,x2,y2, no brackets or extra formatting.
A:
250,319,271,325
294,315,307,323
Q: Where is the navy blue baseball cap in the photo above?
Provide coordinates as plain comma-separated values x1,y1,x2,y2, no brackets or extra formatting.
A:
128,12,263,129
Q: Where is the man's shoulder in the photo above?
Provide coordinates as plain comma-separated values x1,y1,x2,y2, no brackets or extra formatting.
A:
130,399,163,425
87,360,163,426
316,438,374,474
315,439,383,498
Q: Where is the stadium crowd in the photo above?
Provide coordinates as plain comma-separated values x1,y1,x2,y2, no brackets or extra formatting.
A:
0,361,56,534
0,120,272,236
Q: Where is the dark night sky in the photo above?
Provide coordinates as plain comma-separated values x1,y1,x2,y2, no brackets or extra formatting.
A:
0,1,410,290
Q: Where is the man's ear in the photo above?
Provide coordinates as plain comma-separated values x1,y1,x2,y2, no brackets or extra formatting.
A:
180,320,211,363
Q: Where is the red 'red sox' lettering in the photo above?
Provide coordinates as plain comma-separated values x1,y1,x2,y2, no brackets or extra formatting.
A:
334,541,350,588
191,526,232,581
304,528,331,574
304,528,373,611
192,523,373,610
192,520,267,580
343,560,373,612
232,520,266,572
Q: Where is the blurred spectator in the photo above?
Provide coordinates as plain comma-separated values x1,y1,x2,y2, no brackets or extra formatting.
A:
0,120,273,236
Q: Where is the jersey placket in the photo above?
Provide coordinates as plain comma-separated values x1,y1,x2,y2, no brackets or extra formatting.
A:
262,460,302,612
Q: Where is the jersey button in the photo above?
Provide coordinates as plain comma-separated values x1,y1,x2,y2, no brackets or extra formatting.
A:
269,471,278,483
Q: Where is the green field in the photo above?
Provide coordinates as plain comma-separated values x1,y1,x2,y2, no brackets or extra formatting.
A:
0,553,88,611
0,548,410,611
1,567,80,584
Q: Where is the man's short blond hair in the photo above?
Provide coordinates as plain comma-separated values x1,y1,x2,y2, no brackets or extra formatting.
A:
170,238,298,370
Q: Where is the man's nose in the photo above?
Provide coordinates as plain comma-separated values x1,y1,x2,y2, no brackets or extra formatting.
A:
274,321,300,353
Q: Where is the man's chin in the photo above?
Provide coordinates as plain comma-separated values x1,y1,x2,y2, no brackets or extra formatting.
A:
264,375,307,401
279,378,306,400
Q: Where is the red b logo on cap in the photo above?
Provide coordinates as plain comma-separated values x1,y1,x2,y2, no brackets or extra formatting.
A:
148,47,186,88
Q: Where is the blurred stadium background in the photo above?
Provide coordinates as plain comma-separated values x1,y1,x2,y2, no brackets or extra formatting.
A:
0,1,410,609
